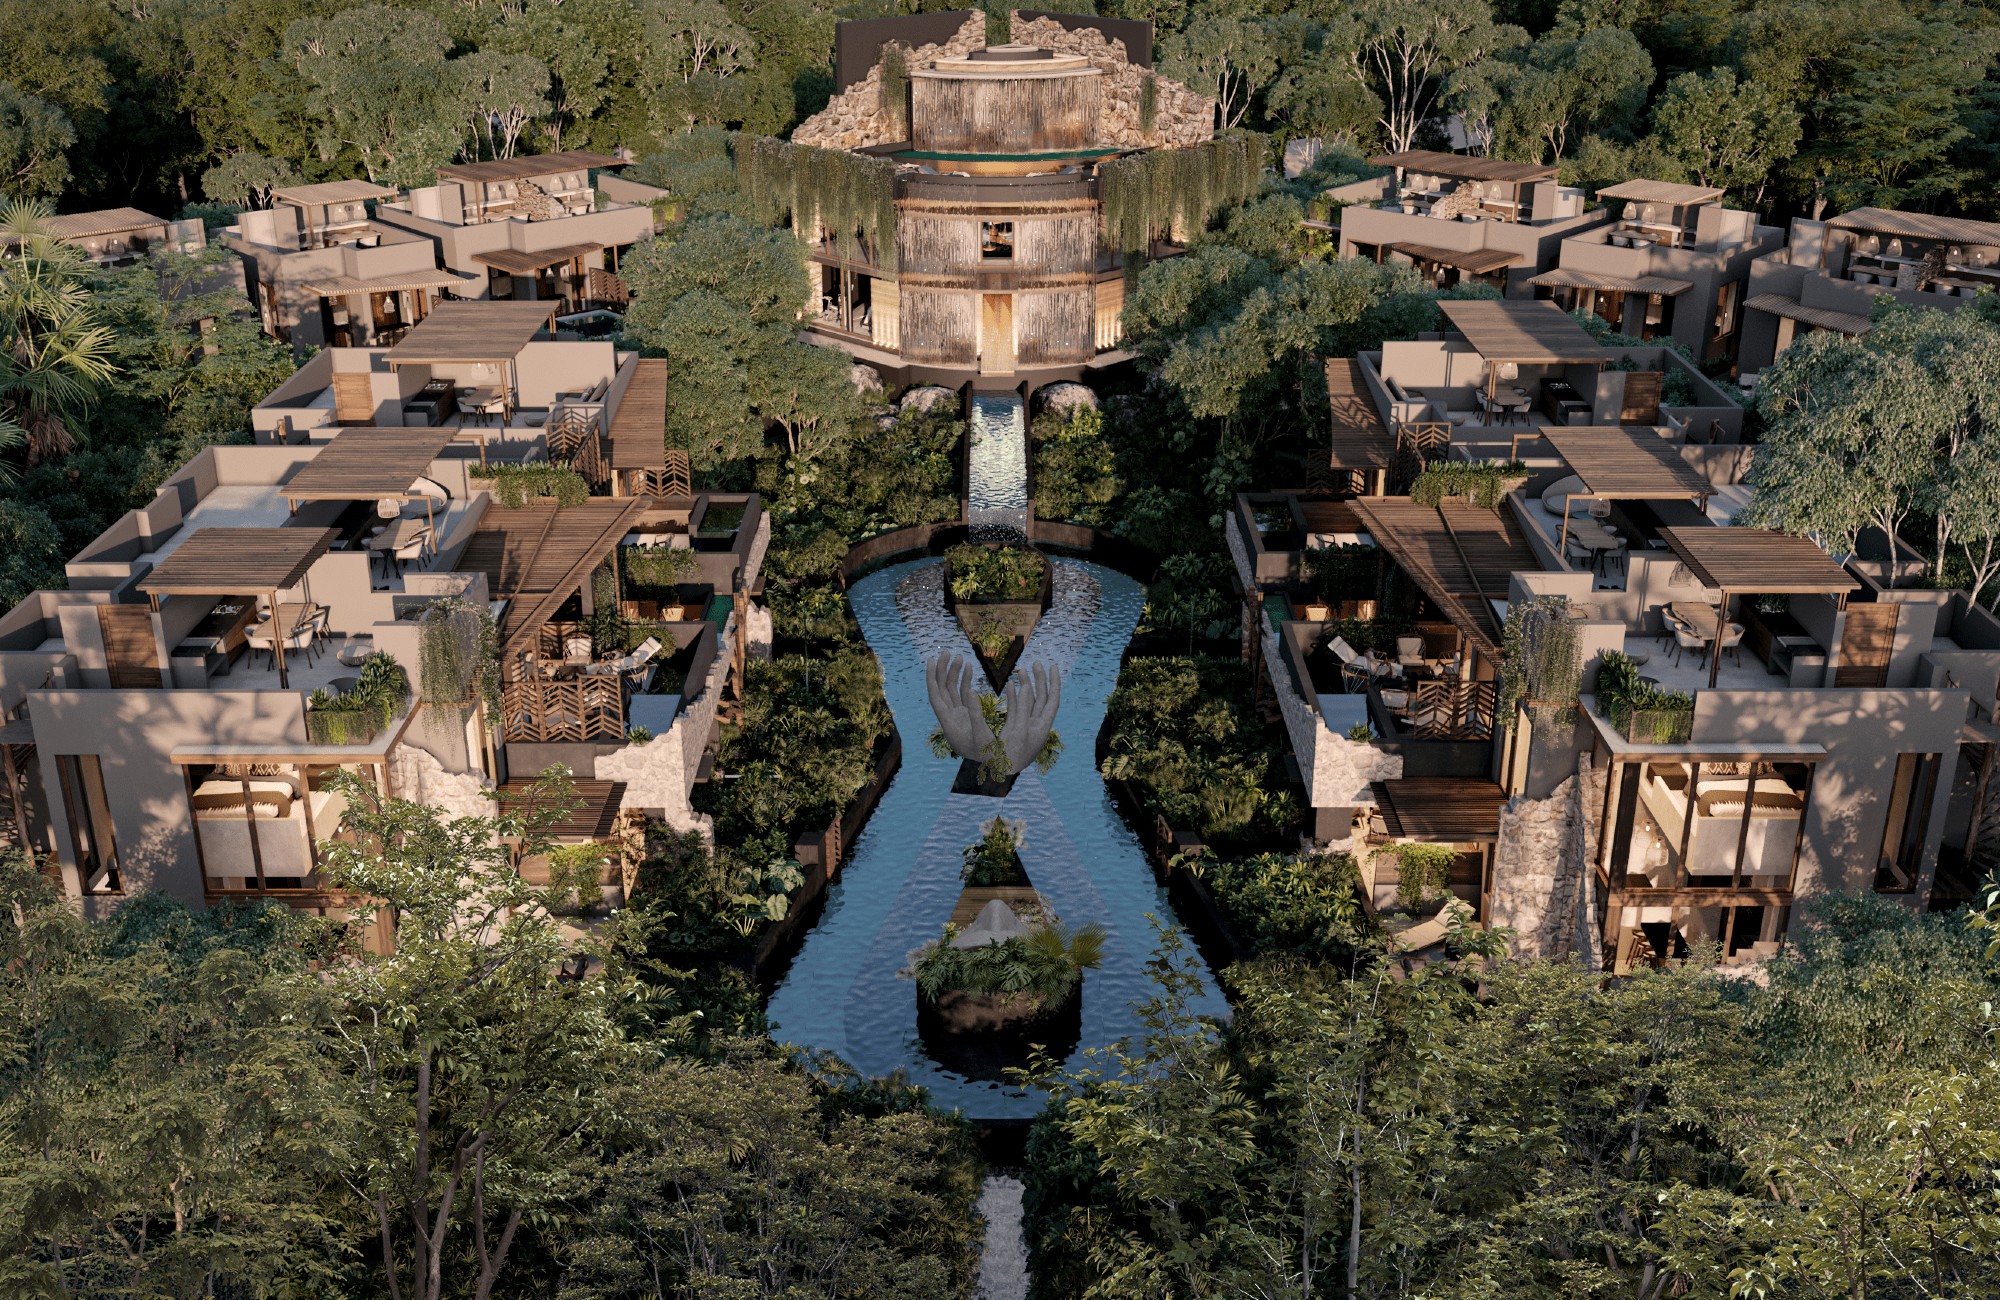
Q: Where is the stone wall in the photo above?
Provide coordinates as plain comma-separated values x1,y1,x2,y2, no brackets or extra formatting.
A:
388,734,494,822
1489,752,1605,962
1261,621,1402,811
1009,15,1213,149
792,14,987,151
790,12,1213,152
594,611,734,841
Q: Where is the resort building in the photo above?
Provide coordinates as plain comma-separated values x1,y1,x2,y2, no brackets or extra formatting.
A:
1233,299,1991,969
15,207,206,265
0,303,765,942
1525,180,1783,362
224,180,477,351
1329,150,1611,293
1738,207,2000,376
778,10,1222,389
374,151,668,325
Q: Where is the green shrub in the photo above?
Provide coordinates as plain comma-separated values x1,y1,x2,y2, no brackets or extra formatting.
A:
912,923,1106,1005
472,463,590,508
1376,842,1460,910
304,652,409,745
1032,407,1121,527
1408,461,1528,510
961,819,1027,886
1305,543,1379,604
1595,649,1694,743
622,544,699,591
1202,851,1375,958
945,543,1045,602
1100,657,1293,851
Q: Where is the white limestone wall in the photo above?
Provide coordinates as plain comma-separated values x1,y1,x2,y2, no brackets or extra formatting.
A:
594,610,736,842
1261,622,1402,811
388,734,494,820
1489,752,1605,963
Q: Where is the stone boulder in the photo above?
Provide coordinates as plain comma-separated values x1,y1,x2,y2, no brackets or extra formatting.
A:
851,362,884,395
900,385,959,414
1036,381,1097,418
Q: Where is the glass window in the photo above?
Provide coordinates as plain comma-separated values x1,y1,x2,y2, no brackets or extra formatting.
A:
57,754,120,894
1876,752,1940,892
980,221,1014,261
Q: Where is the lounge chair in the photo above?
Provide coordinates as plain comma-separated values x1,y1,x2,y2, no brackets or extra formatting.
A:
1330,636,1401,693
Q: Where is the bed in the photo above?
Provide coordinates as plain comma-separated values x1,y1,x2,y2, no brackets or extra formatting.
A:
1634,764,1805,882
194,783,348,884
190,778,297,818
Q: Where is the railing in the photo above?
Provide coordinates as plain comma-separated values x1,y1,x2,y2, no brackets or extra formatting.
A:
1390,421,1450,495
502,676,629,742
1400,680,1498,741
627,452,693,499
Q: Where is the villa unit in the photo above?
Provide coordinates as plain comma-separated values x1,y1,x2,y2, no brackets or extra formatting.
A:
0,304,766,944
374,151,667,325
225,180,477,350
1739,207,2000,375
1525,180,1783,361
8,207,206,265
783,10,1217,388
1234,299,1987,969
1330,150,1611,293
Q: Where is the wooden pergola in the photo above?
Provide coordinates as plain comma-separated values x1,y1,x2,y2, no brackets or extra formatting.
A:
1540,425,1713,554
1658,526,1862,687
1325,357,1394,490
1367,150,1556,224
280,429,457,521
473,242,605,277
135,528,338,689
1348,497,1540,664
1437,299,1609,400
384,300,561,427
455,498,651,664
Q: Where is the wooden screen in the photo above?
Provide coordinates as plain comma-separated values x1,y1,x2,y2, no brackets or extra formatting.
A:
1834,602,1899,687
97,605,163,689
1620,371,1663,423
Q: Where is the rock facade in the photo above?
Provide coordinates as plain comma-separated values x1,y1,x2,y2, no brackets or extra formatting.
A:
388,735,494,822
790,12,1213,152
1489,753,1606,963
1008,15,1213,149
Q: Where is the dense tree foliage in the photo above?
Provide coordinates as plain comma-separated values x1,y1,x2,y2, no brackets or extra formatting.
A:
1025,897,2000,1297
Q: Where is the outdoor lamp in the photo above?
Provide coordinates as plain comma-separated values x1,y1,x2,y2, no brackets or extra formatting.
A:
1497,362,1519,382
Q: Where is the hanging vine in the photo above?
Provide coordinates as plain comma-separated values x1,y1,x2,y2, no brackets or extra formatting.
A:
417,596,501,717
879,44,909,140
1138,72,1158,135
1097,130,1267,263
735,134,898,270
1498,595,1582,728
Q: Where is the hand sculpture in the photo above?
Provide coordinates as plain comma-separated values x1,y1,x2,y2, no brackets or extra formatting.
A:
925,653,1061,778
999,661,1061,775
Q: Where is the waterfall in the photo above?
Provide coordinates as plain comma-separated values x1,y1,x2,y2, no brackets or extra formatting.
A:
967,393,1029,543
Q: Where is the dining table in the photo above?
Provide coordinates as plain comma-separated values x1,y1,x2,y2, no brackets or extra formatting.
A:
1569,519,1625,574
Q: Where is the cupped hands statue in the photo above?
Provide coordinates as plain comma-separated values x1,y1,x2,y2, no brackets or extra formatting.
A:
926,652,1062,782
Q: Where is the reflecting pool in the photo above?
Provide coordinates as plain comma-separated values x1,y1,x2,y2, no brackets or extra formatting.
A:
766,556,1225,1118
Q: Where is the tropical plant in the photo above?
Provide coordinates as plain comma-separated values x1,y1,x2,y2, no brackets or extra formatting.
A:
1305,543,1379,604
1407,460,1527,509
1376,842,1458,910
945,543,1045,603
1100,657,1291,849
961,818,1027,887
471,462,590,508
969,615,1011,661
305,651,410,745
911,922,1106,1006
1031,406,1120,527
1596,650,1695,744
0,197,117,471
735,134,897,267
1098,131,1266,259
1498,594,1581,725
1202,850,1375,957
621,543,699,591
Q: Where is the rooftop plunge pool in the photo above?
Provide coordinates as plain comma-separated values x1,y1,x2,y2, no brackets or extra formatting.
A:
766,555,1226,1118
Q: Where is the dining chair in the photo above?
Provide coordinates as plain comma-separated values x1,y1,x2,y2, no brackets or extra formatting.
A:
1718,622,1746,668
1670,623,1707,668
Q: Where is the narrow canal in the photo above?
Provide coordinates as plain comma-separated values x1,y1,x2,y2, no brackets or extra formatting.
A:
765,555,1226,1118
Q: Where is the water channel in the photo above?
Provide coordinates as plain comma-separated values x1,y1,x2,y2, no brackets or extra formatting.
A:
966,393,1029,542
765,554,1226,1118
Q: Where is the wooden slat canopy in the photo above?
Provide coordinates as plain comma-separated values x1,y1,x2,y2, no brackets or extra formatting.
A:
42,207,168,240
1369,150,1555,185
456,499,649,659
385,300,558,364
1371,777,1504,841
606,358,669,469
1657,527,1860,596
1325,357,1394,470
1540,426,1712,500
1438,300,1608,364
136,528,338,596
473,242,604,276
1826,207,2000,248
1743,293,1872,336
438,150,620,185
1528,267,1694,296
500,778,627,840
1389,243,1519,276
281,429,456,501
272,180,395,206
1594,179,1725,207
303,267,481,296
1347,498,1538,659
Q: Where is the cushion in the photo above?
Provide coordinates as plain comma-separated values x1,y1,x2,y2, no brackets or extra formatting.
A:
1540,474,1587,517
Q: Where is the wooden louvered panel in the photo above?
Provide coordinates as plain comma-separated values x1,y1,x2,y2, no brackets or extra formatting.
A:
1835,603,1899,687
332,373,377,424
98,605,163,689
1619,371,1662,424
